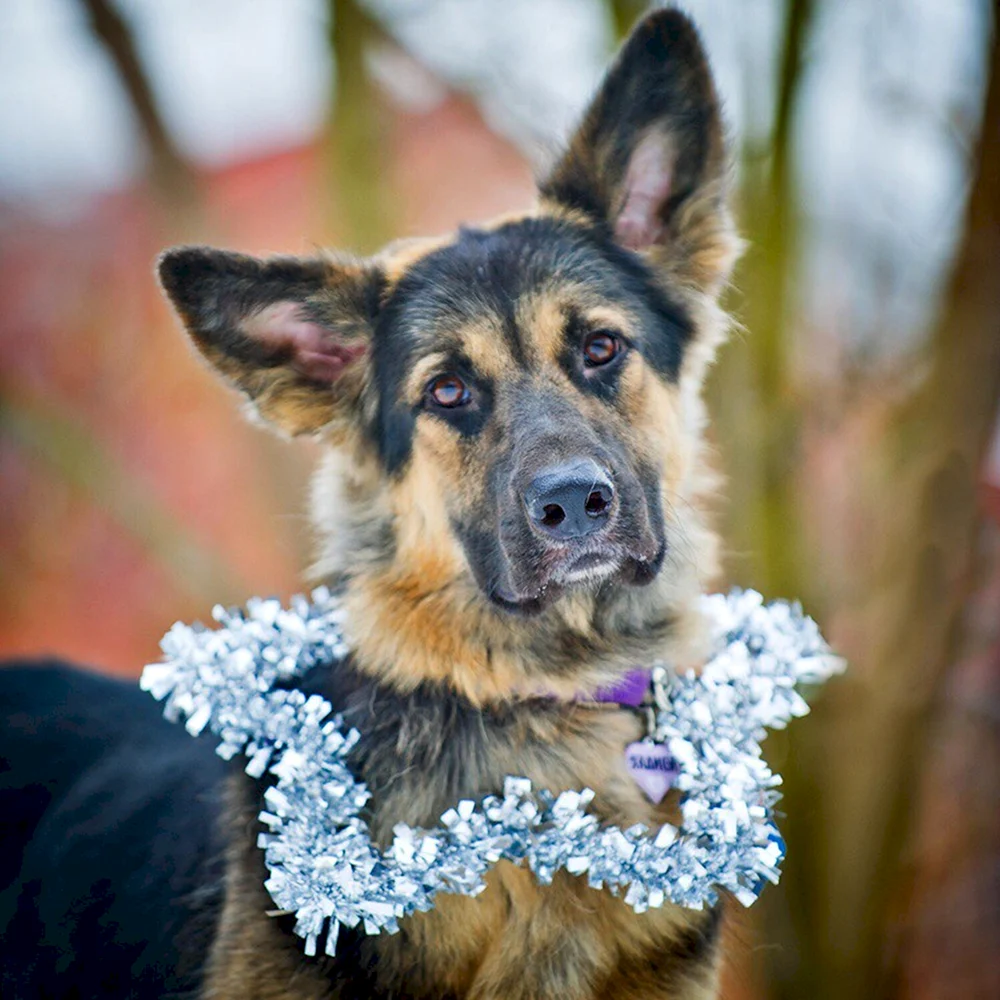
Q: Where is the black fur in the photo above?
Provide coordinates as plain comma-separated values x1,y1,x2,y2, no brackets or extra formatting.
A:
0,662,227,998
158,248,338,369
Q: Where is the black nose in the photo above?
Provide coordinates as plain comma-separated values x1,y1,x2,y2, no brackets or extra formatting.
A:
523,460,615,540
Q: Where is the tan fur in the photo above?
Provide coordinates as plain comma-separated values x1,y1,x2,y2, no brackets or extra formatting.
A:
377,233,456,287
204,778,337,1000
456,316,519,380
516,287,638,367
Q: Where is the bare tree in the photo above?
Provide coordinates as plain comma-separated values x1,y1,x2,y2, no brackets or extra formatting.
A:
80,0,195,206
327,0,393,252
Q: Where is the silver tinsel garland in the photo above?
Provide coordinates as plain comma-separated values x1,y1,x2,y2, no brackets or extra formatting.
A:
141,588,843,958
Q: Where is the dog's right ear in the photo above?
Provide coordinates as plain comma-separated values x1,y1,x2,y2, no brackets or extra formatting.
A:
158,247,383,436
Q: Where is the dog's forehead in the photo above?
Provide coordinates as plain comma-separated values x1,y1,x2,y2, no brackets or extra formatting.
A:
380,217,640,369
376,215,695,388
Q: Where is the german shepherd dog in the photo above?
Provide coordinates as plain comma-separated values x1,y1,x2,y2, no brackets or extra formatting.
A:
0,10,741,998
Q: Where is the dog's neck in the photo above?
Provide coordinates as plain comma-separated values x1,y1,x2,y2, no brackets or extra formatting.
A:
321,547,709,707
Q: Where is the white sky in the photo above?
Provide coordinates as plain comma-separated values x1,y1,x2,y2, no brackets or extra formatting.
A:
0,0,772,201
0,0,331,200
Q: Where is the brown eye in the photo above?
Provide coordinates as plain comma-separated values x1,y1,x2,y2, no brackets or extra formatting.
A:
427,373,471,408
583,330,621,367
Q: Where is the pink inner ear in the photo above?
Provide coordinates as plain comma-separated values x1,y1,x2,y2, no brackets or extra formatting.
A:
244,301,366,383
615,130,676,251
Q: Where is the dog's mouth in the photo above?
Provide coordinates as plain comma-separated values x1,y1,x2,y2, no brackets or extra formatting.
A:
488,539,666,616
554,550,621,584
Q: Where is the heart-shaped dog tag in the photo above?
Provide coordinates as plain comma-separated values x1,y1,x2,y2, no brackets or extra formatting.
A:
625,742,679,804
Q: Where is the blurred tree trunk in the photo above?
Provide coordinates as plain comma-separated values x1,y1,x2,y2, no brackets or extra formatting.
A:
607,0,647,40
706,0,819,992
821,11,1000,997
710,0,814,599
80,0,196,208
327,0,393,252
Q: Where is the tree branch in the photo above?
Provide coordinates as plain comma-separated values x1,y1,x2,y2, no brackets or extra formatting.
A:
80,0,196,205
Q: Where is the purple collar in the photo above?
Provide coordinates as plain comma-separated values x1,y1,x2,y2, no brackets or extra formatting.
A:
591,668,651,707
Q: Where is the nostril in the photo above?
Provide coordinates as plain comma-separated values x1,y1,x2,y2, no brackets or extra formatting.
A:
524,460,614,538
585,490,609,516
541,503,566,527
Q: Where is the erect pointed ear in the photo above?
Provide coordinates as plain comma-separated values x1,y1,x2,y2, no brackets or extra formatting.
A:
158,247,383,436
539,9,736,293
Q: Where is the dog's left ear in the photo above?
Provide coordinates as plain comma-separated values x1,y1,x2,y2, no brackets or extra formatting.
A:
539,9,735,293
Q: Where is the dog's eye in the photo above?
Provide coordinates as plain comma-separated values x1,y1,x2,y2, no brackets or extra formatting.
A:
583,330,621,367
427,373,471,408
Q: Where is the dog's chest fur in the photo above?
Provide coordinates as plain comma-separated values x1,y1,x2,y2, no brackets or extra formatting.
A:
203,667,723,999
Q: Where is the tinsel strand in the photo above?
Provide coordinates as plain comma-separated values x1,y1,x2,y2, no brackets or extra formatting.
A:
141,588,843,957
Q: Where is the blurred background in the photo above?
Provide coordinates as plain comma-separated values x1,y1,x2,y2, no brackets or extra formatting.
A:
1,0,997,996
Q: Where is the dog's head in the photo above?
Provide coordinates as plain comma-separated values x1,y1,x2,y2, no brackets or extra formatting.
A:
159,11,737,700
